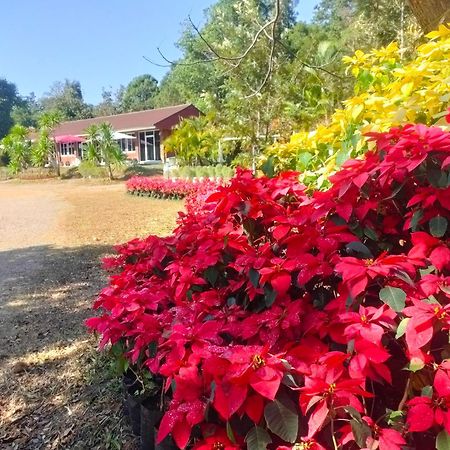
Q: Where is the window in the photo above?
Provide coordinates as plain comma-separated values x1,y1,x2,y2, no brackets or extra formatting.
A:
139,130,161,161
60,142,76,156
118,138,135,152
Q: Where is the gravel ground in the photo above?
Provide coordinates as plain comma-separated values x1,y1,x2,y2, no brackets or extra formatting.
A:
0,179,181,450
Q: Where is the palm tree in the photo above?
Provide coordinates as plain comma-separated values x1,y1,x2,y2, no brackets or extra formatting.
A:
1,125,31,174
84,122,124,180
35,111,62,175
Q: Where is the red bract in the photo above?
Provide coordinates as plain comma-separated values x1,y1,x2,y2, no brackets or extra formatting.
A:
88,124,450,449
206,346,285,420
126,175,221,202
362,416,406,450
193,428,240,449
407,361,450,434
335,253,415,298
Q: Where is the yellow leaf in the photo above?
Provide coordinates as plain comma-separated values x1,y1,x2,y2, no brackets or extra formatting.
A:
351,103,364,121
401,82,414,96
426,24,450,40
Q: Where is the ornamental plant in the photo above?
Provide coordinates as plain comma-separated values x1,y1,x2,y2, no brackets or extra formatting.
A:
126,176,221,200
264,24,450,187
89,122,450,449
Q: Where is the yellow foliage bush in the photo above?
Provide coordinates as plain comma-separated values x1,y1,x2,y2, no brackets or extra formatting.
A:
265,24,450,187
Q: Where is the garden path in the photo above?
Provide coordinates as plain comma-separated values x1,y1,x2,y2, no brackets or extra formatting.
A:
0,180,181,449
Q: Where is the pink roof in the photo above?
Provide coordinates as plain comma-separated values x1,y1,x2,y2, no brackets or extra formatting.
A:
55,135,86,144
53,104,200,137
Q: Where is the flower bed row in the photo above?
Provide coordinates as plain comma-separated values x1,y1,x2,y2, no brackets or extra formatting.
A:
90,123,450,449
126,176,222,200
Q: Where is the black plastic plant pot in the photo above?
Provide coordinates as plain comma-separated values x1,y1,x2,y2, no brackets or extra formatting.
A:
155,435,177,450
140,399,163,450
126,391,142,436
122,370,143,395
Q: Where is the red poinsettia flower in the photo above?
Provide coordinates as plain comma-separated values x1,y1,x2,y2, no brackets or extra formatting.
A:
335,253,415,297
407,361,450,433
300,353,372,437
192,428,240,450
408,232,450,272
157,399,206,449
259,258,298,295
206,345,286,420
404,299,450,354
362,416,406,450
340,304,396,345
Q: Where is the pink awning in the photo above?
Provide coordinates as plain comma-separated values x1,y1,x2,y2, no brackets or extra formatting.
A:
55,135,85,144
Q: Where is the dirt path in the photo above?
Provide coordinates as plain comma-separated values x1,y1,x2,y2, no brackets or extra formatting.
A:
0,180,182,450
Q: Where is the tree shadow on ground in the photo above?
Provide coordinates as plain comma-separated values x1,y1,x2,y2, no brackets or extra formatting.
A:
0,244,111,361
0,243,138,449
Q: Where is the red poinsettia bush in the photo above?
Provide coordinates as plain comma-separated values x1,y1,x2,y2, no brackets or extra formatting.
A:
126,176,221,200
89,123,450,449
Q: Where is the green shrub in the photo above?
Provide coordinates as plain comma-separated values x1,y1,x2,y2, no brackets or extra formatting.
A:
173,165,234,179
78,161,109,178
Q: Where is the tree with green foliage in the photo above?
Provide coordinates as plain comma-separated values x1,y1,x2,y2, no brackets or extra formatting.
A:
93,88,122,117
1,125,31,174
119,75,159,112
164,114,221,165
312,0,420,53
0,79,18,138
84,122,125,180
34,111,62,175
11,93,41,128
41,80,93,120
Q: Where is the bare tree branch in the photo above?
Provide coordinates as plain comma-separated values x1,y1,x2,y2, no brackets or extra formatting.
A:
143,0,341,95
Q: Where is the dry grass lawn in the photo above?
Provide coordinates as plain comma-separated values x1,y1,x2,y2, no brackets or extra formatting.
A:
0,179,182,449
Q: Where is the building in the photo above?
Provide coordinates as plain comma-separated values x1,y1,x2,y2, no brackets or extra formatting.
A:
53,104,200,166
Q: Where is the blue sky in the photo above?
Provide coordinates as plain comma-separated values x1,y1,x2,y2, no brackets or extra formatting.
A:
0,1,319,104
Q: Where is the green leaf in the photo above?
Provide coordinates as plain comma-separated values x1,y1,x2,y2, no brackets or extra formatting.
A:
421,385,433,398
363,226,378,241
226,421,236,444
264,399,298,443
345,241,373,259
264,288,277,308
245,426,272,450
297,152,313,169
386,410,404,425
379,286,406,312
249,268,260,288
407,357,425,372
204,266,219,286
395,318,409,339
261,156,275,178
429,215,448,238
343,406,362,421
350,419,372,448
436,430,450,450
410,209,423,231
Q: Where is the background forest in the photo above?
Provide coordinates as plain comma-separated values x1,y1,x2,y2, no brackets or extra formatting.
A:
0,0,421,143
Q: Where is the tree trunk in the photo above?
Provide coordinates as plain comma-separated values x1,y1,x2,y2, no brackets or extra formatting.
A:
408,0,450,32
107,163,114,180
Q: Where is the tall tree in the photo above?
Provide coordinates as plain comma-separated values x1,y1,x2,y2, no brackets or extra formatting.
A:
11,93,41,128
1,125,31,173
119,74,159,112
0,79,18,138
35,111,62,175
84,122,125,180
93,88,120,117
408,0,450,32
41,80,93,120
